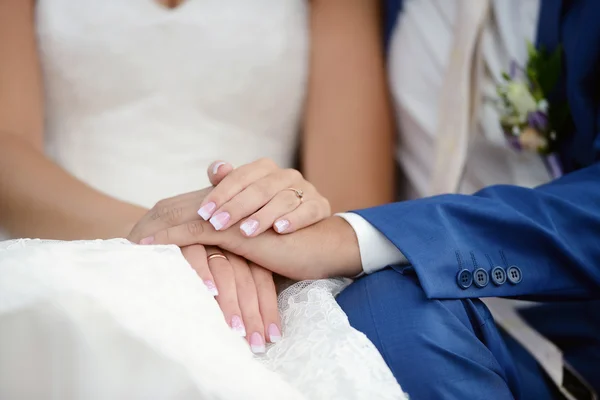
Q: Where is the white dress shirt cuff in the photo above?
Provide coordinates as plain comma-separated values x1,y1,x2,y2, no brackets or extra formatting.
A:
335,212,408,275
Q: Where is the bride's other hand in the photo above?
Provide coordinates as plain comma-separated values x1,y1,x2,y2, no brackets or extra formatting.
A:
198,158,331,237
180,244,219,296
203,247,281,353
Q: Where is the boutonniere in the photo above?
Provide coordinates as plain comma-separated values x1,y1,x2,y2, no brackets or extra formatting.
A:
496,42,570,178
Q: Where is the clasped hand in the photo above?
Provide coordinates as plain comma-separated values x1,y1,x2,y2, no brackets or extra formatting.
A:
128,158,355,353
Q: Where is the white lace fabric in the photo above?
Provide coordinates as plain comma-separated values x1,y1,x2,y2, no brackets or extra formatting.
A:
3,2,407,397
0,239,406,400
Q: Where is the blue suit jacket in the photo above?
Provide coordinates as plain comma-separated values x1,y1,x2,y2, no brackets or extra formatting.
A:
361,0,600,301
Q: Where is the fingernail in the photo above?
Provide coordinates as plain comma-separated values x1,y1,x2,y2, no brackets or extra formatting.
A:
197,202,216,220
212,161,226,175
140,236,154,245
250,332,266,354
231,315,246,337
204,280,218,296
209,212,230,231
268,324,282,343
240,219,259,236
274,220,290,233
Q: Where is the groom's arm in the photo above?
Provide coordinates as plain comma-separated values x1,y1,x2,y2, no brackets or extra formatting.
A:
353,162,600,301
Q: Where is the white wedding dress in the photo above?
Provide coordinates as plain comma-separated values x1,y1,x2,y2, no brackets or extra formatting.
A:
0,1,405,399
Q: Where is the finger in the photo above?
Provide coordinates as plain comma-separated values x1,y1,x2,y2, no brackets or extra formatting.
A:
239,188,302,237
206,247,246,337
146,219,225,248
212,169,302,233
181,245,218,296
129,187,213,242
197,158,278,222
226,252,266,353
207,160,234,186
250,264,281,343
273,199,330,234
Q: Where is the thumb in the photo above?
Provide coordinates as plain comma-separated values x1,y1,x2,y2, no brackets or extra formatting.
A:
207,161,234,186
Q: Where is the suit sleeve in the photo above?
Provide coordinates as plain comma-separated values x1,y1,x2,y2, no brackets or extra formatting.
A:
354,163,600,300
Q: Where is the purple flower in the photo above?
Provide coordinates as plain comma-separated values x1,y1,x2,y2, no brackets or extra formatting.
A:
527,111,548,131
504,130,522,151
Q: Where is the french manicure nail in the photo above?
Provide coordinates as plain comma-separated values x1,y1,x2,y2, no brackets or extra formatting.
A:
209,212,230,231
274,220,290,233
268,323,282,343
240,219,259,236
250,332,266,354
212,161,226,175
231,315,246,337
197,202,217,220
140,236,154,245
204,280,218,296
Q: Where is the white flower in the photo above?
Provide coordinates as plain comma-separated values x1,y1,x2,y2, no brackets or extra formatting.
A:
537,99,549,113
505,82,538,119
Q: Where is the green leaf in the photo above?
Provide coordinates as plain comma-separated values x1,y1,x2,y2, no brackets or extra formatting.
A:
537,45,563,97
526,41,537,59
502,72,511,81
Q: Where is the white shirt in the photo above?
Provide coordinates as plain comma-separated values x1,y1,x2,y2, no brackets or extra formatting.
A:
342,0,546,274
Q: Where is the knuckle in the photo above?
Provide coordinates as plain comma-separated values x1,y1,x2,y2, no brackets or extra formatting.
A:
150,200,184,225
252,179,274,200
186,221,205,237
283,168,302,182
230,171,250,190
164,206,184,224
228,195,249,216
149,200,166,221
153,198,167,209
306,202,321,221
257,157,277,169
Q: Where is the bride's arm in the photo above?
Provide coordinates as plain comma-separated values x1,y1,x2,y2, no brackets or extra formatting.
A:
301,0,395,212
0,0,146,239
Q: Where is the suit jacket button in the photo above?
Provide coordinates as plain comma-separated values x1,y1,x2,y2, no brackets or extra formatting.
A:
491,266,507,285
473,268,489,288
507,266,523,284
456,269,473,289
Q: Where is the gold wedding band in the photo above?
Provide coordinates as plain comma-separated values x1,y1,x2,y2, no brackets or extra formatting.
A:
285,187,304,203
207,253,228,262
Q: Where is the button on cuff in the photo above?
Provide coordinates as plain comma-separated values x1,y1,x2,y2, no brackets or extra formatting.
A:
491,266,507,286
507,266,523,284
473,268,489,288
456,269,473,289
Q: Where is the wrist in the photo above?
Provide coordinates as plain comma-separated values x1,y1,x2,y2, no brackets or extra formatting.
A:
317,216,362,278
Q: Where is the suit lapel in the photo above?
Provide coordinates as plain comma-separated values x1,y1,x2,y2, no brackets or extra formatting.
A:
384,0,404,51
537,0,600,170
562,0,600,168
535,0,562,51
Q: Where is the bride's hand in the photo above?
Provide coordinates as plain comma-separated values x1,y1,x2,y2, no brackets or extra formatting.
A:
127,191,281,352
197,158,331,236
182,244,281,353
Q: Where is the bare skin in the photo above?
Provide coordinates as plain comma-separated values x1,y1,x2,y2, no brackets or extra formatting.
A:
0,0,393,239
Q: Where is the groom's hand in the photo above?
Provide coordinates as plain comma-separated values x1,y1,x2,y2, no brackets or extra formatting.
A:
138,216,363,280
